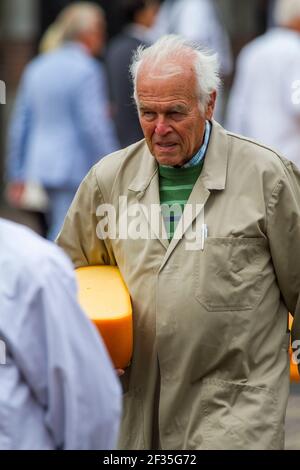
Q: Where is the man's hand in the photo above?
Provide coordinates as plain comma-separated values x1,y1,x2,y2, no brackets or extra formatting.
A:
116,369,125,377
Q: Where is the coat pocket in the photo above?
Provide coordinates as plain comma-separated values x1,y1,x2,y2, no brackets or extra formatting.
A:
189,377,281,450
194,237,269,311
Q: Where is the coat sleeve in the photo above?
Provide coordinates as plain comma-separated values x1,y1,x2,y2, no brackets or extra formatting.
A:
266,160,300,367
56,166,116,268
5,246,122,450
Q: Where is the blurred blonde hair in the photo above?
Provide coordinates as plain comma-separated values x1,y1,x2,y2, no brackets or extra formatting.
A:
39,23,64,53
39,2,104,54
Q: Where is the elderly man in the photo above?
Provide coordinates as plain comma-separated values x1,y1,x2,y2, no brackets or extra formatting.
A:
57,35,300,450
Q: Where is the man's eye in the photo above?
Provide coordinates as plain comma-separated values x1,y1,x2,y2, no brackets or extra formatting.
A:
170,112,184,120
142,111,156,120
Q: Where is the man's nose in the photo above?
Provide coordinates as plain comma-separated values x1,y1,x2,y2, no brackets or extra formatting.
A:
155,117,171,136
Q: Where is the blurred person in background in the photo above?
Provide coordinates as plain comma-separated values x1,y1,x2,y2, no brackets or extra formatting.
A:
0,218,121,449
106,0,160,148
151,0,233,122
226,0,300,169
6,2,119,240
267,0,277,27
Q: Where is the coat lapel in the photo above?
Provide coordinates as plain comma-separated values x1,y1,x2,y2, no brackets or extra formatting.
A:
128,145,169,250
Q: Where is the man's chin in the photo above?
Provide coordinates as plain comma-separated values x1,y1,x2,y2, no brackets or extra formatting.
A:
154,154,182,167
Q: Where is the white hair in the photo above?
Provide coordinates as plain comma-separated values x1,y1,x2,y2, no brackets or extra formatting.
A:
56,2,105,42
274,0,300,26
130,34,220,114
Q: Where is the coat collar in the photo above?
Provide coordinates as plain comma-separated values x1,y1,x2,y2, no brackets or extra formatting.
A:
200,119,228,191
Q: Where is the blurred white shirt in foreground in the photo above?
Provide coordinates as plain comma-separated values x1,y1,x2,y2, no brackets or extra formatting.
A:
0,219,121,449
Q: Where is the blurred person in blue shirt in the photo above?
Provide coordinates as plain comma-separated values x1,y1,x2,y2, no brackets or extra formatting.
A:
6,2,119,240
0,218,122,449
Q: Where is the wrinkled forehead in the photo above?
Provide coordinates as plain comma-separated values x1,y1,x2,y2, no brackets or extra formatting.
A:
136,59,198,100
141,62,185,79
138,54,196,80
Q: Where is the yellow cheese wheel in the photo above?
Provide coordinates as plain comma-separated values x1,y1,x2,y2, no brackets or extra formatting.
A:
75,266,133,369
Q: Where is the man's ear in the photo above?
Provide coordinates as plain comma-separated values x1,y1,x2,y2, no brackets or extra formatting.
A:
205,91,217,119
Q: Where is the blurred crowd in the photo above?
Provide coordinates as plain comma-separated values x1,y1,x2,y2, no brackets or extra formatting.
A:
3,0,300,239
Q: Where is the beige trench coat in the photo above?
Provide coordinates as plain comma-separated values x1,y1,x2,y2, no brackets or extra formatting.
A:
57,121,300,450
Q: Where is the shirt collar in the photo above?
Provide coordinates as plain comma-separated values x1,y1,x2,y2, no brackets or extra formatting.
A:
182,120,211,168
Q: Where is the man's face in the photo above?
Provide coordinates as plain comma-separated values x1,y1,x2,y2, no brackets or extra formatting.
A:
137,62,215,167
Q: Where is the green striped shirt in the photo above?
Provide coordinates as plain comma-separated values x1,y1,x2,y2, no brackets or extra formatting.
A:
159,161,204,240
